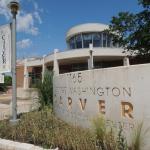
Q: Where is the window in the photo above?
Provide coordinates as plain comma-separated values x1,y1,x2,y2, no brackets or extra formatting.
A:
93,33,102,47
103,33,107,47
68,32,119,49
75,34,82,49
69,37,76,49
83,33,92,48
107,34,112,47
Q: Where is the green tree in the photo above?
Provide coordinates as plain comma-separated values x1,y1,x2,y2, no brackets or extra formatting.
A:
109,0,150,56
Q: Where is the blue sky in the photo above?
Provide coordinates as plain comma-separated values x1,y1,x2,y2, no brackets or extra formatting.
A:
0,0,142,58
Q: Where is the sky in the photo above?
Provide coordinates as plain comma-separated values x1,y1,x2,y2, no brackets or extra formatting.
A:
0,0,142,59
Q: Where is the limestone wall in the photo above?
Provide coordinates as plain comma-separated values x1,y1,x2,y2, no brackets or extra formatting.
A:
53,63,150,149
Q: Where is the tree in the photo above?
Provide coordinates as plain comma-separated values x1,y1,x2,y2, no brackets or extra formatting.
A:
109,0,150,56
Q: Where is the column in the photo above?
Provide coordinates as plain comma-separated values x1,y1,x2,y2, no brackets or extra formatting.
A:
88,43,94,70
23,59,29,89
123,56,130,66
53,49,59,76
42,55,46,82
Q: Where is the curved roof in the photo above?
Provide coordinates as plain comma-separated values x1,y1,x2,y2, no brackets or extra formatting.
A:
66,23,108,40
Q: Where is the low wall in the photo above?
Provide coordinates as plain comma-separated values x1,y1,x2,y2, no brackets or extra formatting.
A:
53,63,150,149
17,88,38,100
0,139,58,150
0,88,39,120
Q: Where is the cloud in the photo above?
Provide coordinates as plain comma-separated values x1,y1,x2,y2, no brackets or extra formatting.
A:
33,1,43,24
17,39,32,49
17,13,39,35
0,0,10,19
0,0,42,36
34,11,42,24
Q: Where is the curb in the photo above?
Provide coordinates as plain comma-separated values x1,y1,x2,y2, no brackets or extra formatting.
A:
0,139,58,150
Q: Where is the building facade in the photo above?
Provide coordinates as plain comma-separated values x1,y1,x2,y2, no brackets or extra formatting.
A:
17,23,129,88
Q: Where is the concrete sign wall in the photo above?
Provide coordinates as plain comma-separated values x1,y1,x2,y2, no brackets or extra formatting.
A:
0,24,11,73
53,64,150,148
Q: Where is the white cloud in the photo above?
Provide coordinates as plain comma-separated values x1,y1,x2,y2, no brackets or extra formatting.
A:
17,39,32,49
0,0,42,36
33,1,38,10
33,1,43,24
34,11,42,24
0,0,10,19
17,13,39,35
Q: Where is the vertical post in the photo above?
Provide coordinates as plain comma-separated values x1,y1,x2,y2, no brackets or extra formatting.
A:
53,49,59,76
123,56,130,66
42,55,46,82
11,12,17,120
88,43,94,70
8,1,20,122
23,59,29,89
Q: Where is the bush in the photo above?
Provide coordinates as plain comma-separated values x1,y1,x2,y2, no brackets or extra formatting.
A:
4,76,12,86
36,70,53,109
0,75,12,92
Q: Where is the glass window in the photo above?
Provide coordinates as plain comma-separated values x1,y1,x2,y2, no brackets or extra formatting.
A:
75,34,82,49
107,34,112,47
69,37,76,49
102,33,107,47
83,33,92,48
93,33,102,47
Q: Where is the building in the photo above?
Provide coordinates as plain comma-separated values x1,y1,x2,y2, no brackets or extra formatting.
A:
17,23,129,88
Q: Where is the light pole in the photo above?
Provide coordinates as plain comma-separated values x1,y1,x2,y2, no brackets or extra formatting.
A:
8,0,20,122
88,43,94,70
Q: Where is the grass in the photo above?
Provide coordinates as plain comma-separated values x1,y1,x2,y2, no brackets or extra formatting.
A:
0,108,95,150
93,116,128,150
0,109,148,150
129,122,150,150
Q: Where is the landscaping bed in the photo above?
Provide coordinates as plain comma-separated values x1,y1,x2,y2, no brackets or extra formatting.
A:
0,107,147,150
0,108,96,150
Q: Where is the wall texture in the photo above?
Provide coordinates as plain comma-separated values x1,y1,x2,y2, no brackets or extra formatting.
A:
16,65,24,87
53,63,150,149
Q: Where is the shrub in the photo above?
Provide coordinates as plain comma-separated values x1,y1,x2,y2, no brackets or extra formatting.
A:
0,75,12,92
4,76,12,86
36,70,53,109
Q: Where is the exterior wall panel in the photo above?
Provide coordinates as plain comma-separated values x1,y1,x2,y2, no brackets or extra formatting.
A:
53,64,150,148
